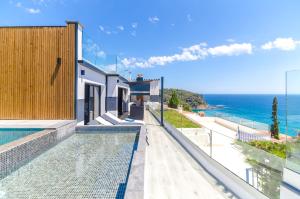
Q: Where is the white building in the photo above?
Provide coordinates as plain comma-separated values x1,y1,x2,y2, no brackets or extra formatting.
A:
76,23,130,125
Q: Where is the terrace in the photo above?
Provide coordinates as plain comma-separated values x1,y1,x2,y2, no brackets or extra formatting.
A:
0,21,299,199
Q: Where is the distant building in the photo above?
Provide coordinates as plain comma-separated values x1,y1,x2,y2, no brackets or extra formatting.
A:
128,74,160,105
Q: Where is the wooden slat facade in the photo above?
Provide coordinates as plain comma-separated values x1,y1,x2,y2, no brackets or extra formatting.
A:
0,23,76,119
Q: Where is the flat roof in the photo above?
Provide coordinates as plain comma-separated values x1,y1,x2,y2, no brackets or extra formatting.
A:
0,21,81,28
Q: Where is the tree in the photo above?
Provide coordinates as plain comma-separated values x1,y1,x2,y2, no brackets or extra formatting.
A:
271,96,279,139
168,90,179,109
182,103,192,112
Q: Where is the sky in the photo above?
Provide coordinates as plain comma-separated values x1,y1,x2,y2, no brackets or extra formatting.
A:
1,0,300,94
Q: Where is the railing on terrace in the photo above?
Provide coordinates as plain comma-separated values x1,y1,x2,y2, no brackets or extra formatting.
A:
286,70,300,174
82,32,131,79
150,105,284,198
147,100,285,199
214,113,270,131
237,130,270,142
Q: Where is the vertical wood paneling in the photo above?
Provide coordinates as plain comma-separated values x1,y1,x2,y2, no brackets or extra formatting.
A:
0,24,75,119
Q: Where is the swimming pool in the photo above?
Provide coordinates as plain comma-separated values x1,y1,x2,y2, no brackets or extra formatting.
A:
0,130,138,199
0,128,43,146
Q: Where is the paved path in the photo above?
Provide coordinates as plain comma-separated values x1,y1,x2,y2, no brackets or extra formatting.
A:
144,111,235,199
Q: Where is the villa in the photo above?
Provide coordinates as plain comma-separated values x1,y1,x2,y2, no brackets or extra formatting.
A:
0,21,299,199
128,74,160,120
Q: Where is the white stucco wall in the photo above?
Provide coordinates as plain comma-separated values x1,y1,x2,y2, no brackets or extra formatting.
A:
77,63,106,123
107,76,118,97
150,80,160,95
106,75,130,116
77,24,83,61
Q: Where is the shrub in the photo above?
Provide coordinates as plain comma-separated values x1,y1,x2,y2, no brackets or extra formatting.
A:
168,90,179,108
182,103,192,112
248,140,287,159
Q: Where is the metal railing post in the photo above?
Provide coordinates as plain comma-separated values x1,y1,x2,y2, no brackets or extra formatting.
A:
160,76,164,126
210,130,212,157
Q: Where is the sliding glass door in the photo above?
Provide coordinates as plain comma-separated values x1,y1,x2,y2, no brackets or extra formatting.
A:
84,84,101,125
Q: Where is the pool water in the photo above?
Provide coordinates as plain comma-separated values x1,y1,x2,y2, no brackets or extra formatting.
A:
0,131,138,199
0,128,43,146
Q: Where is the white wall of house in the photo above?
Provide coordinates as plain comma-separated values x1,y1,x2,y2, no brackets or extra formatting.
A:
77,63,106,124
77,24,83,61
106,75,130,116
150,80,160,102
76,22,130,122
150,80,160,95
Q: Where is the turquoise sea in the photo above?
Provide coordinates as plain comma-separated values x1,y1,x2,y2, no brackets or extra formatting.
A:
193,94,300,137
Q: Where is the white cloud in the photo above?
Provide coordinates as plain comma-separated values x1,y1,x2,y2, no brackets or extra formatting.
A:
148,16,159,24
261,38,300,51
117,25,124,31
83,39,106,58
208,43,252,56
99,25,105,31
226,38,235,43
15,2,22,7
130,30,136,37
121,42,252,68
99,26,113,35
131,22,138,29
26,8,40,14
31,0,45,3
187,14,192,22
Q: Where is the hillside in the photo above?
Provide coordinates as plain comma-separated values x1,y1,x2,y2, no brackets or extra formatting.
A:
163,88,207,109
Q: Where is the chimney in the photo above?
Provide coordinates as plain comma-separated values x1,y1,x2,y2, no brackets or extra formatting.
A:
136,74,144,82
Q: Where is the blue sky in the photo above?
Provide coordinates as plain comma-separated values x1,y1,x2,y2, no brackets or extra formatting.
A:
1,0,300,94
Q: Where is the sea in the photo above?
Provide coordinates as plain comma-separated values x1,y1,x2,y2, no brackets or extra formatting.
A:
193,94,300,137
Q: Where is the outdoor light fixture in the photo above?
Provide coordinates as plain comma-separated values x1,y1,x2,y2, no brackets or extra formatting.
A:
56,57,61,65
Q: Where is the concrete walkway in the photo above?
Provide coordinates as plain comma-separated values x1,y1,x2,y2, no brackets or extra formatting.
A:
144,111,235,199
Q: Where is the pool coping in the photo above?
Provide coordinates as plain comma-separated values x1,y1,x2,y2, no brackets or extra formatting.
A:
124,125,146,199
0,121,76,179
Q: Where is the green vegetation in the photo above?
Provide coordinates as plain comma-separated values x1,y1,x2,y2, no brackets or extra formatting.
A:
237,140,286,199
271,96,279,139
164,109,200,128
168,90,180,108
182,103,192,112
164,88,206,110
248,140,287,159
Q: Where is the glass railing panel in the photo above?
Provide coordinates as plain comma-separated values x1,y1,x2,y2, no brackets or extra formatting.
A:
286,70,300,174
161,89,284,198
212,113,270,131
286,139,300,174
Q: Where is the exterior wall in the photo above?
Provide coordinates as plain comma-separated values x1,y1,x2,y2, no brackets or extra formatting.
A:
107,76,118,116
150,80,160,102
106,75,129,116
77,63,106,124
0,23,76,119
77,24,83,61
